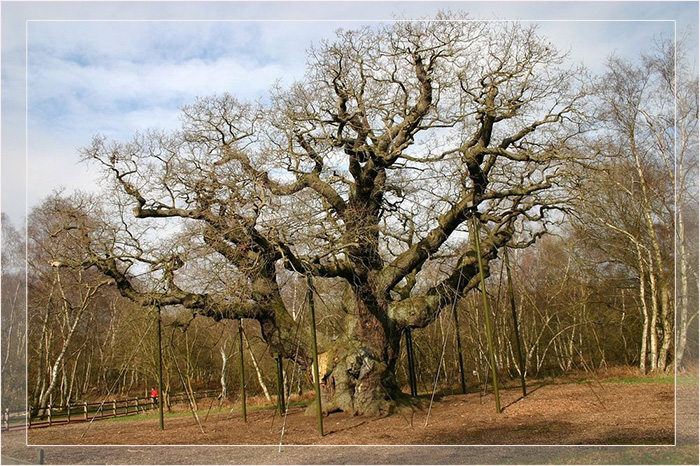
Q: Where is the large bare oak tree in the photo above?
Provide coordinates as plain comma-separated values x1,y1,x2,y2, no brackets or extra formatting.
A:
57,16,588,415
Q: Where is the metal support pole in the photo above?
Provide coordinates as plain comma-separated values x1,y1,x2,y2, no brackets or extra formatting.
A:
156,305,165,430
453,308,467,394
405,329,418,396
504,247,527,397
307,276,324,437
274,353,286,414
471,214,501,413
238,319,247,423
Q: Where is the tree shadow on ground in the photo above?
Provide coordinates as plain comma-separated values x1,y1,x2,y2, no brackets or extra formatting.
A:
501,383,547,412
422,419,577,445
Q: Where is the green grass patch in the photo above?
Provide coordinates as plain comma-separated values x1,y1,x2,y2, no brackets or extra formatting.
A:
603,376,675,385
676,375,699,386
101,399,312,423
601,374,698,386
103,410,196,423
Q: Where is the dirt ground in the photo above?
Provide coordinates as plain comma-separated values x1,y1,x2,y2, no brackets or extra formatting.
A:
2,377,698,465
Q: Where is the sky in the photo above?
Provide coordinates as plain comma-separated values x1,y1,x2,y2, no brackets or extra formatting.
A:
1,1,698,225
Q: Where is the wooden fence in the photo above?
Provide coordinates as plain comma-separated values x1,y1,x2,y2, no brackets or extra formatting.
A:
2,390,220,431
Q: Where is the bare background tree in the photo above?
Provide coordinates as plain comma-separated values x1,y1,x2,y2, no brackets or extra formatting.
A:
572,37,698,373
1,214,26,412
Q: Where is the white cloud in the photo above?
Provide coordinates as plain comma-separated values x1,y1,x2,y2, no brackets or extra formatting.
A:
32,56,290,108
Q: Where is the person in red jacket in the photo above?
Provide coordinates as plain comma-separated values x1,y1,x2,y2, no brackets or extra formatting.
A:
150,387,158,406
